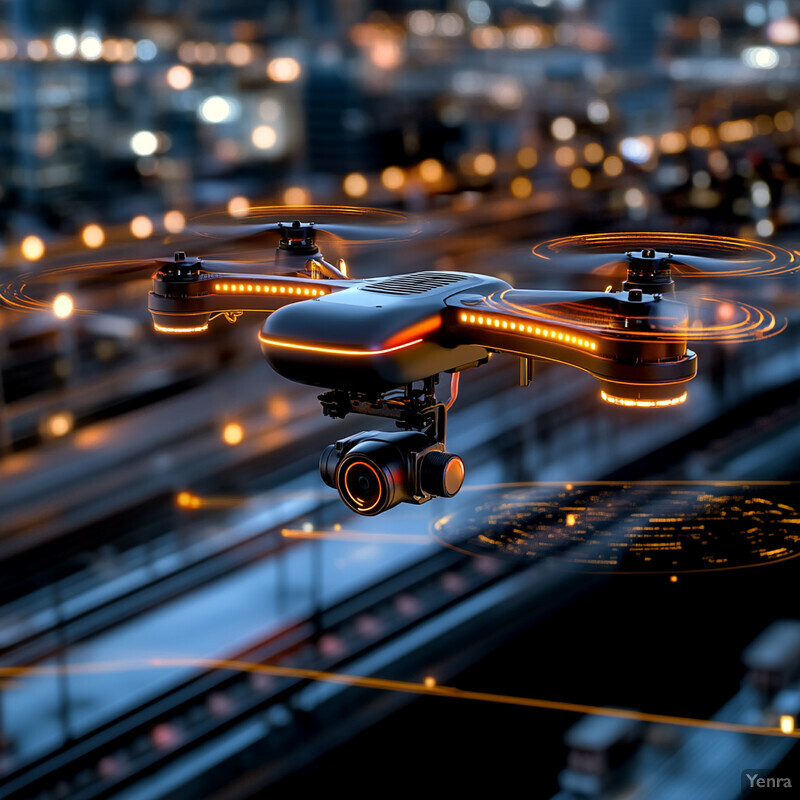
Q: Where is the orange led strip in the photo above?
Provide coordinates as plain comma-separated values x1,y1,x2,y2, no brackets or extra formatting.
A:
601,390,688,408
214,282,326,297
459,311,596,351
153,322,209,334
258,332,424,357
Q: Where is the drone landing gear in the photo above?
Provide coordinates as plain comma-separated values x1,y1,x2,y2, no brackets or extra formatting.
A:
317,374,465,515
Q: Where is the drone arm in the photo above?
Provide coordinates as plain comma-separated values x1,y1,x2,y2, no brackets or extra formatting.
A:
442,289,697,405
148,272,353,334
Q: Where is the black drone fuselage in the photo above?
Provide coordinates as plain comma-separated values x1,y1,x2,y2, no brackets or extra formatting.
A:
149,250,696,514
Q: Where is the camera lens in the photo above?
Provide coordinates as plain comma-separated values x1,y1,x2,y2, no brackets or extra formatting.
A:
340,459,386,513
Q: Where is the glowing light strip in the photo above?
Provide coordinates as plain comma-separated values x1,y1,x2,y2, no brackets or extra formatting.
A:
153,322,209,334
601,390,687,408
459,311,596,351
258,332,424,357
214,282,326,297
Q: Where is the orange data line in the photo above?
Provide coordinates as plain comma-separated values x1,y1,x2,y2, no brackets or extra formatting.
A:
2,658,797,739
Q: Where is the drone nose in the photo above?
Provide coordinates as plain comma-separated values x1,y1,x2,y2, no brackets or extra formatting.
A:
642,249,656,259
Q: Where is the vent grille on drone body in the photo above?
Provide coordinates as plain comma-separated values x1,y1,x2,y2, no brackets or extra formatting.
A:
360,272,470,296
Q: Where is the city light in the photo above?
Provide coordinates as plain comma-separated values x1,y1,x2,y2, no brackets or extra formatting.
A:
554,146,576,168
21,235,45,261
343,173,368,198
228,196,250,218
584,142,604,163
166,65,193,90
551,116,576,141
135,39,157,61
381,166,405,190
53,31,78,57
620,136,654,164
251,125,277,150
741,46,779,69
199,96,236,124
267,57,301,82
79,32,103,61
570,167,591,189
223,422,244,446
517,146,538,169
473,153,496,176
163,210,186,234
53,293,74,319
510,176,532,198
82,224,105,248
130,130,159,157
283,187,310,205
603,155,623,177
44,411,74,438
419,158,443,182
780,715,795,735
130,216,154,238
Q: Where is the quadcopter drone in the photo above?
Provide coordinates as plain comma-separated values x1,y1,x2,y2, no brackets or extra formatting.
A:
145,213,762,517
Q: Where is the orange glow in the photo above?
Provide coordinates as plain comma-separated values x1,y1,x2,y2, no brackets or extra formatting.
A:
222,422,244,446
342,460,384,511
381,166,405,190
163,210,186,234
511,176,533,198
659,131,687,154
343,172,368,198
267,56,301,82
53,293,74,319
4,657,795,740
44,411,74,438
781,715,795,735
258,333,424,357
82,224,105,248
554,146,576,168
566,514,576,526
690,125,715,147
21,235,45,261
130,215,153,239
718,119,754,143
473,153,496,176
517,146,538,169
217,282,325,297
602,155,623,177
228,196,250,218
459,311,596,351
153,322,209,334
600,390,688,408
283,186,309,205
419,158,444,183
570,167,591,189
176,491,194,508
384,316,442,348
424,676,437,688
584,142,604,163
166,64,193,90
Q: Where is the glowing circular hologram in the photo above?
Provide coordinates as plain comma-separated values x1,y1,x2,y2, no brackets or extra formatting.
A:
479,289,786,344
531,232,799,279
431,482,800,573
190,204,426,246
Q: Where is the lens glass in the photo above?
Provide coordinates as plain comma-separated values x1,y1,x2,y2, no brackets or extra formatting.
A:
341,459,385,512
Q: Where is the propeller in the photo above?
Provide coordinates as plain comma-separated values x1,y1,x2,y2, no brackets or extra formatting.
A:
191,204,424,246
532,232,799,280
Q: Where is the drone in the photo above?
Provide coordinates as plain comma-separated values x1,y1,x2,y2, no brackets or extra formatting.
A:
146,212,784,517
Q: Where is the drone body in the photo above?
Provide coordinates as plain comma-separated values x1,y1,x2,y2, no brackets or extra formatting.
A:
148,224,699,515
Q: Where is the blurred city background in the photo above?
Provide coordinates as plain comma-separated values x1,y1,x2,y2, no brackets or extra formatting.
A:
1,0,800,798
